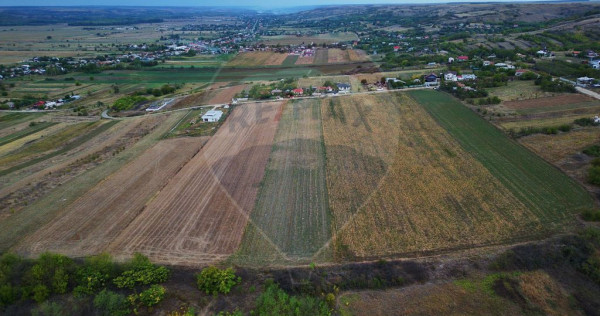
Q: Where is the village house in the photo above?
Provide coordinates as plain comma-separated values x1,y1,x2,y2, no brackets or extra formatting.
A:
424,73,439,83
292,88,304,95
577,77,595,87
457,55,469,62
444,71,457,82
336,83,351,93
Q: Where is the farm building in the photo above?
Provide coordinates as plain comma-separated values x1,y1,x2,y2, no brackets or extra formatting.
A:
201,110,224,122
424,73,439,83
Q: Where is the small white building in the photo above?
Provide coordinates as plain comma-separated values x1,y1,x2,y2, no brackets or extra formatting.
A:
202,110,224,122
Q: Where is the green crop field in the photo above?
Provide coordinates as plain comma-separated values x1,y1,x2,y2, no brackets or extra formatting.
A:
234,98,331,265
281,55,299,66
409,90,593,221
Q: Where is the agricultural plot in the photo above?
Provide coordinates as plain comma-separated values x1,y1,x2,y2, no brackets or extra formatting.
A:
0,121,116,176
234,99,330,265
0,113,186,252
314,49,329,64
207,84,247,104
409,90,592,225
17,137,206,258
0,121,57,147
0,112,45,132
295,55,315,65
323,93,544,258
504,94,597,112
327,49,351,63
107,102,283,266
226,52,288,67
258,32,358,45
281,55,299,66
348,49,370,62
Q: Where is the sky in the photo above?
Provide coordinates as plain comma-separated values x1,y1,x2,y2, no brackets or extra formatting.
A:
0,0,561,8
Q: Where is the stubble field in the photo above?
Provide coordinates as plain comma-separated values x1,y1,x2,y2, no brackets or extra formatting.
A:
106,102,283,266
234,98,330,265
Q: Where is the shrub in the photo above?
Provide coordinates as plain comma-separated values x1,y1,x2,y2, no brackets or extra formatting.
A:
254,281,330,316
74,253,117,295
583,145,600,157
94,289,130,316
138,284,165,307
32,284,50,303
195,266,241,295
111,95,147,112
587,165,600,185
113,261,169,290
582,209,600,222
574,117,599,127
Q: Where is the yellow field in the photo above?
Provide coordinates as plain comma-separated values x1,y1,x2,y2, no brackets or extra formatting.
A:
226,51,288,67
322,93,540,258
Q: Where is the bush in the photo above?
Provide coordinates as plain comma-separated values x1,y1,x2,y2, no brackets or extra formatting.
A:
113,254,169,289
582,209,600,222
25,253,75,299
574,117,599,127
583,145,600,157
94,289,130,316
196,266,241,295
111,95,147,112
32,284,50,303
74,254,117,296
138,284,165,307
587,165,600,185
254,281,330,316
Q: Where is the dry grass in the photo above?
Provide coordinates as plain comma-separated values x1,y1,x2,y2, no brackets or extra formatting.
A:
504,94,594,110
347,49,370,62
322,93,538,259
327,48,351,63
295,55,315,65
499,114,594,130
207,84,247,104
519,128,600,164
226,52,288,67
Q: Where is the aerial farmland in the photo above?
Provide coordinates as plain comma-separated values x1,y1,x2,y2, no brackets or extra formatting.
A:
1,2,600,315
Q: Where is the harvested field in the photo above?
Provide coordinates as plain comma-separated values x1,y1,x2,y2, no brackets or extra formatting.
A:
327,48,351,63
0,112,45,132
226,52,288,67
348,49,370,62
0,116,164,217
17,137,207,258
0,121,109,174
295,55,315,65
207,84,247,104
234,99,330,265
410,90,592,223
498,114,594,130
314,49,329,64
172,91,210,109
323,93,541,258
0,122,57,147
504,94,595,110
107,102,283,266
0,112,187,252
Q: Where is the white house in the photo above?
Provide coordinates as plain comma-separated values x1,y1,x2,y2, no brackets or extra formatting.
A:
591,60,600,69
577,77,594,87
202,110,224,122
460,74,477,81
444,72,457,82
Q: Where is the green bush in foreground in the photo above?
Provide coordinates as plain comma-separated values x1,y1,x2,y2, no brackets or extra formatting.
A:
196,266,241,295
94,289,130,316
588,165,600,185
254,280,331,316
582,209,600,222
583,145,600,157
113,254,169,289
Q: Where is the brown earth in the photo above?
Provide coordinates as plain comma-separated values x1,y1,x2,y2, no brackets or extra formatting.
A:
295,55,315,65
504,94,593,110
106,102,283,266
327,48,351,63
16,136,207,258
207,84,248,104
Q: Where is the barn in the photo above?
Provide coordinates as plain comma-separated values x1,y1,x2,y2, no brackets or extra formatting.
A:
202,110,224,122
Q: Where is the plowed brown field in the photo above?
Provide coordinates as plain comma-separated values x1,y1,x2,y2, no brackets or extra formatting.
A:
107,102,282,265
207,84,247,104
17,137,207,258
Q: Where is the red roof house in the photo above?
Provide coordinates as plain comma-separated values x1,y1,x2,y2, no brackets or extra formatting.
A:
457,55,469,61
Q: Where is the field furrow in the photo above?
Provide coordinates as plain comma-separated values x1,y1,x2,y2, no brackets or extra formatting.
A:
107,102,282,266
234,99,330,265
323,92,561,259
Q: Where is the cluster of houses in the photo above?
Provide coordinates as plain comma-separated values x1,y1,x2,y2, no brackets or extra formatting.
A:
27,95,81,110
270,83,352,98
0,64,48,80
